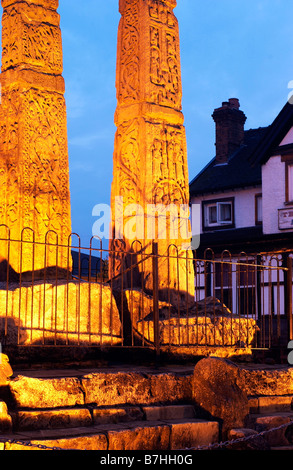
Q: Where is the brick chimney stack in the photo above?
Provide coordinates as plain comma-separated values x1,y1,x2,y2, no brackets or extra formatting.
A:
212,98,247,164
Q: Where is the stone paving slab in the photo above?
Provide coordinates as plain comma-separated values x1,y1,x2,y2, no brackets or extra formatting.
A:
0,419,220,451
9,368,193,409
14,408,92,431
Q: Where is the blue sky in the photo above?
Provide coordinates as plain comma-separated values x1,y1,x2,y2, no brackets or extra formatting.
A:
57,0,293,244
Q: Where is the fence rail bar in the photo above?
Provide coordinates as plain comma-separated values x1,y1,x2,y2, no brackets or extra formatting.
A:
0,225,291,354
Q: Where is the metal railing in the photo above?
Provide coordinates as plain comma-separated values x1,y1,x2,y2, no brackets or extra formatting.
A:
0,226,292,355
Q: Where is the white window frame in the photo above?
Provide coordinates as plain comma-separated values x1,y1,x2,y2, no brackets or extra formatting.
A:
204,200,233,228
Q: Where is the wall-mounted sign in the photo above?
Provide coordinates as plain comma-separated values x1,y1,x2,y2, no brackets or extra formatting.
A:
278,208,293,230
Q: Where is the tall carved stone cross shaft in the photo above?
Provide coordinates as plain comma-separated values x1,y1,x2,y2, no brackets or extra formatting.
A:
0,0,71,279
110,0,195,304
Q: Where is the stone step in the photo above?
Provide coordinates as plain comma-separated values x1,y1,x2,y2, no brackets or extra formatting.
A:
9,368,192,409
248,396,293,414
0,419,219,451
11,407,93,432
10,404,196,432
143,405,196,421
247,412,293,447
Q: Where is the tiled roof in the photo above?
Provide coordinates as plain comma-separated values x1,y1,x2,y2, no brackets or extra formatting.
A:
189,127,268,196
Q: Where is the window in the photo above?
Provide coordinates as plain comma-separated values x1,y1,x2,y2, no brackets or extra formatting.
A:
203,199,234,229
255,194,262,225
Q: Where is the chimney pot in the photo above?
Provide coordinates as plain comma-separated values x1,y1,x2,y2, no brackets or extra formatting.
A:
229,98,240,109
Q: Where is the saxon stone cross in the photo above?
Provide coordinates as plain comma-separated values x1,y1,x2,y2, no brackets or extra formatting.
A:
110,0,194,303
0,0,71,277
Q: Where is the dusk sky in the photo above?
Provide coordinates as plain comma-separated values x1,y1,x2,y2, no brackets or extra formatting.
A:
56,0,293,245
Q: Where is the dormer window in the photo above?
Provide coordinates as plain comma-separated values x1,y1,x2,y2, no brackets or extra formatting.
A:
203,198,234,230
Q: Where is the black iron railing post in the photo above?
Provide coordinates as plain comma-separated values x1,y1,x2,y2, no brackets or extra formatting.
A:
152,242,160,358
286,255,293,342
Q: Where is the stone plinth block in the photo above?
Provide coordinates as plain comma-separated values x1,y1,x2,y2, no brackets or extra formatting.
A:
136,315,258,347
122,289,258,348
0,281,122,346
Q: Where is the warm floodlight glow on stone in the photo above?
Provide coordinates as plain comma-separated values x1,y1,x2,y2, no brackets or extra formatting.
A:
110,0,195,303
0,0,71,277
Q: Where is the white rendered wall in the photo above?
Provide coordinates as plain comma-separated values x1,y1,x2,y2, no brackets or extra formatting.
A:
191,187,261,233
262,155,285,234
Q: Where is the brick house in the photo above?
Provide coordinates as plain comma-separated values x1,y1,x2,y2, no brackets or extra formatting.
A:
190,98,293,256
189,99,293,347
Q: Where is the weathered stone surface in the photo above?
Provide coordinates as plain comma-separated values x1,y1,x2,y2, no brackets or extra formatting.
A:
190,297,232,316
227,428,270,450
93,407,143,425
161,345,253,360
192,358,249,436
240,366,293,397
0,281,121,346
137,315,257,347
16,408,92,431
107,423,170,451
129,291,257,348
10,375,84,408
0,354,13,385
82,372,151,406
122,289,172,325
253,415,293,447
150,372,192,404
0,0,72,275
256,396,293,414
0,400,12,432
82,370,191,406
143,405,195,421
110,0,195,304
170,420,219,450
